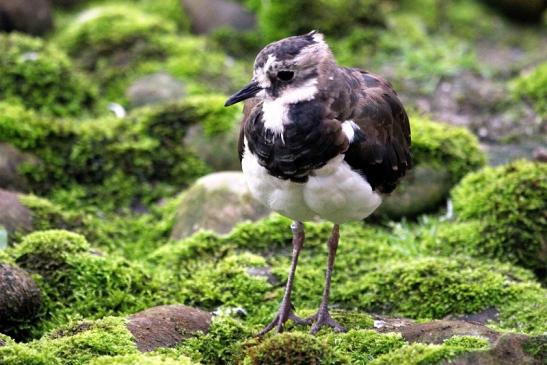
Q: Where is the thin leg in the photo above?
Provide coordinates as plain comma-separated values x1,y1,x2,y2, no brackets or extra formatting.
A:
309,224,346,334
258,221,309,336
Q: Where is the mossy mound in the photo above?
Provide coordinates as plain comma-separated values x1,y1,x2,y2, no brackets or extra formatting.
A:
89,354,196,365
6,230,165,337
512,62,547,118
370,336,489,365
410,115,485,184
0,317,137,365
54,5,246,102
57,5,177,72
0,33,96,117
345,257,526,319
242,0,387,42
449,160,546,272
0,96,241,210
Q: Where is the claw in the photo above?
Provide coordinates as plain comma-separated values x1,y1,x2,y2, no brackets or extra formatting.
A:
257,305,309,336
308,309,347,335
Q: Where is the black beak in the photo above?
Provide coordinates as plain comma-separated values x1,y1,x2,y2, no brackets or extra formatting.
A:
224,81,262,107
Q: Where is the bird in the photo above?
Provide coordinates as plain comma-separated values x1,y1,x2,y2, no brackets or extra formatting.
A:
224,31,411,336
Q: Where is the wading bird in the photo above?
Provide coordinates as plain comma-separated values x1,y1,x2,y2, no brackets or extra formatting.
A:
224,31,411,335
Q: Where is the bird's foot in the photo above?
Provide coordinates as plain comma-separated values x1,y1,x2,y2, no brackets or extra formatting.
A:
307,308,347,335
258,304,310,336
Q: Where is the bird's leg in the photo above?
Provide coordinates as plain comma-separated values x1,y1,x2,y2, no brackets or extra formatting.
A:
308,224,346,334
258,221,309,336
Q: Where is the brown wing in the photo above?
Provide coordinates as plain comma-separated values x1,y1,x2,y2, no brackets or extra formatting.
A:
343,70,411,194
238,98,261,162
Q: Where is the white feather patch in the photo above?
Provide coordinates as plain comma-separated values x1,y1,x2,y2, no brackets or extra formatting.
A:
341,120,360,142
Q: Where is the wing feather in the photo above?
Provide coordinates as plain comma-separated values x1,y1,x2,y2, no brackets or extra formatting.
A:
342,69,411,193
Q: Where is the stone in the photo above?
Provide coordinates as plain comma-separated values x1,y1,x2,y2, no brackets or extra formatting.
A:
127,304,212,352
181,0,255,34
170,171,271,240
0,0,53,35
0,143,38,192
184,123,241,171
441,333,544,365
375,164,452,219
0,189,33,236
126,73,186,108
0,264,42,333
373,316,500,344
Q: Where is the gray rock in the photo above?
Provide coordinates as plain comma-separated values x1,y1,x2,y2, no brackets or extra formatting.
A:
184,123,241,171
126,72,185,108
127,305,212,352
0,264,42,333
376,164,452,219
0,189,33,237
0,143,38,192
0,0,53,35
181,0,255,34
170,171,271,240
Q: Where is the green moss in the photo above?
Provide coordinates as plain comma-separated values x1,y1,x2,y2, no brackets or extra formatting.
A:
247,0,387,42
0,317,137,365
342,256,540,322
0,97,225,210
57,5,176,72
89,353,196,365
12,230,165,337
442,335,489,349
245,332,327,365
0,33,96,117
523,335,547,361
512,62,547,118
410,116,486,184
180,316,252,365
369,341,481,365
0,250,14,265
325,329,406,364
0,333,14,346
0,343,60,365
450,160,547,272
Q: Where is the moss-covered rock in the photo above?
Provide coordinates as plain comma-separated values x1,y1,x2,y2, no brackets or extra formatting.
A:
89,354,196,365
179,316,252,365
512,62,547,118
0,317,137,365
57,5,176,72
11,230,165,337
377,115,485,218
369,336,489,365
245,332,327,365
55,5,245,102
0,33,96,117
0,96,241,210
450,160,546,272
324,329,406,364
410,116,486,184
340,256,546,334
243,0,387,42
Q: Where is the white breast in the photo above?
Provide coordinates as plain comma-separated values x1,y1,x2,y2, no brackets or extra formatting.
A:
241,143,382,224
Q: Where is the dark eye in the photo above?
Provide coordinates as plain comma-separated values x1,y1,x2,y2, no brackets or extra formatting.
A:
277,71,294,81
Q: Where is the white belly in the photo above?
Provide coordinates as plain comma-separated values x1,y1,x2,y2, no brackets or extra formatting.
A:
241,148,382,224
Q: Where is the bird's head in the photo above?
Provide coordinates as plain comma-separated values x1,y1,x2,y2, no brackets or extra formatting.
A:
224,31,334,107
